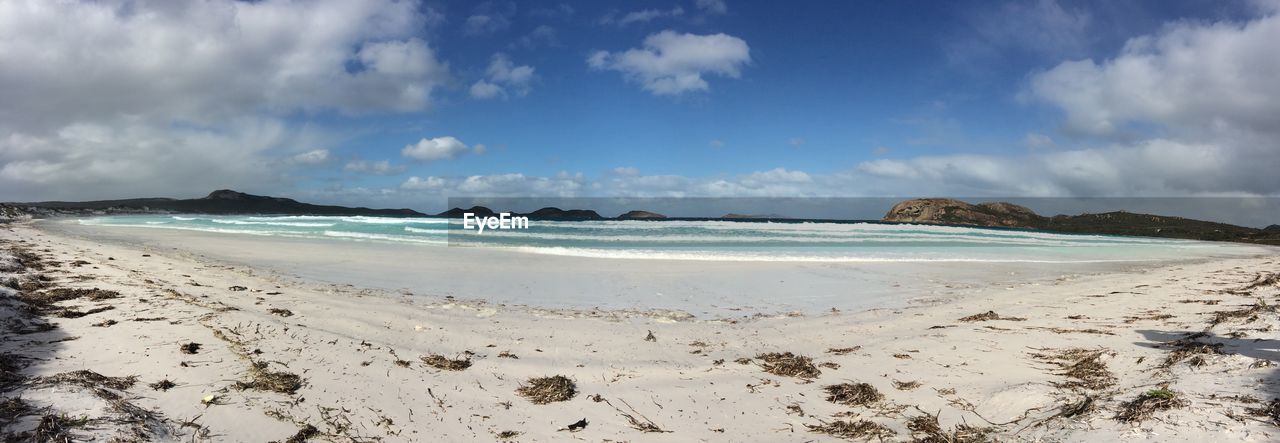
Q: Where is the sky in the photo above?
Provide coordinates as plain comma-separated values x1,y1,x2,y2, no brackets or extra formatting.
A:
2,0,1279,216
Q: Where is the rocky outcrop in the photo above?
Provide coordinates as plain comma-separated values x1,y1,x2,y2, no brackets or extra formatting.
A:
525,207,604,220
1265,225,1280,232
882,198,1045,228
617,210,666,220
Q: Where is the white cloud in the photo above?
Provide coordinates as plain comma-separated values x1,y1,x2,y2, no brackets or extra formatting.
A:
614,6,684,26
588,31,751,95
344,160,405,176
469,53,535,99
1028,13,1280,137
290,149,330,165
401,136,471,162
514,25,558,49
1023,133,1056,150
0,0,449,201
787,137,805,147
709,139,725,148
696,0,728,15
469,81,504,99
465,15,510,35
401,176,447,190
946,0,1092,68
464,2,516,35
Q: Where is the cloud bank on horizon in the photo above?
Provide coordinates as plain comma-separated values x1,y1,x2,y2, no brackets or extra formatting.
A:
0,0,1278,209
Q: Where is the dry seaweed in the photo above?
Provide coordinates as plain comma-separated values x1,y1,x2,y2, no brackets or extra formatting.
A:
893,380,922,391
1210,300,1276,325
906,411,991,443
29,414,89,442
806,419,895,441
1114,388,1187,423
516,375,576,404
57,305,115,318
756,352,821,379
959,310,1026,322
268,308,294,317
1246,398,1280,427
1,353,27,390
180,342,202,355
826,346,862,355
236,360,303,394
824,382,884,406
34,370,138,391
1159,334,1227,368
1029,348,1116,391
149,379,177,391
420,354,472,371
283,424,320,443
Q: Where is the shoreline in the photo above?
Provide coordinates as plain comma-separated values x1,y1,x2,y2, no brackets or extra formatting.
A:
1,221,1278,441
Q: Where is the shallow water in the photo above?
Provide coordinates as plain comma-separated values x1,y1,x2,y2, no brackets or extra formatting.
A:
77,214,1260,264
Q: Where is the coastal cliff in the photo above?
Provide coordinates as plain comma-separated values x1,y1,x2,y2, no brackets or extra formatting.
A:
882,198,1043,228
882,198,1280,245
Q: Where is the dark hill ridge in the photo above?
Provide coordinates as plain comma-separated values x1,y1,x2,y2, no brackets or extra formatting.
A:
618,210,666,220
7,190,424,217
883,198,1280,245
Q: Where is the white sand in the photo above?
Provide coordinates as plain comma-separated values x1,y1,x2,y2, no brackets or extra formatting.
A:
2,221,1279,442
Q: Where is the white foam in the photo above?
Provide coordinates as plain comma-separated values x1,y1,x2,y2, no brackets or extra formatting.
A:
502,246,1161,263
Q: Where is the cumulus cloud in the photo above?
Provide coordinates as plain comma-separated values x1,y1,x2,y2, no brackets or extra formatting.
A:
344,160,405,176
696,0,729,15
0,0,450,201
469,53,536,99
1027,13,1280,138
289,149,330,165
858,9,1280,198
401,137,473,162
612,6,684,26
588,31,750,95
401,176,447,190
464,1,516,35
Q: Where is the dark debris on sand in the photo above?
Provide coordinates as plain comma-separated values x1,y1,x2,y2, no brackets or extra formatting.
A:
1209,299,1276,325
516,375,577,404
823,382,883,406
421,354,472,371
236,360,303,394
1246,398,1280,427
1115,388,1187,423
1029,348,1116,392
33,370,138,391
959,310,1026,322
906,411,992,443
755,352,821,379
1159,332,1227,368
806,419,895,441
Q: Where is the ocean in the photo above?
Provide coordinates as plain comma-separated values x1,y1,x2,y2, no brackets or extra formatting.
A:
77,214,1258,264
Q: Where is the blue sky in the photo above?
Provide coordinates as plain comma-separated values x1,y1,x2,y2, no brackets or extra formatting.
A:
1,0,1278,212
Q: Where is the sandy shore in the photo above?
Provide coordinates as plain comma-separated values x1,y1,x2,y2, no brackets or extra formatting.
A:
2,221,1279,442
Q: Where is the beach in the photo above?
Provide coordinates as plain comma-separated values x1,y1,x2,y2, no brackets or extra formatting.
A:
2,220,1279,442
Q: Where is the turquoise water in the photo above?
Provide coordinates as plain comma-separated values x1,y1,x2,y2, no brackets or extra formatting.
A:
76,214,1264,263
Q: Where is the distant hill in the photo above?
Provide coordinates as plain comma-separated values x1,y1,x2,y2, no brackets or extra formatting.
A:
618,210,666,220
883,198,1280,245
4,190,425,217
